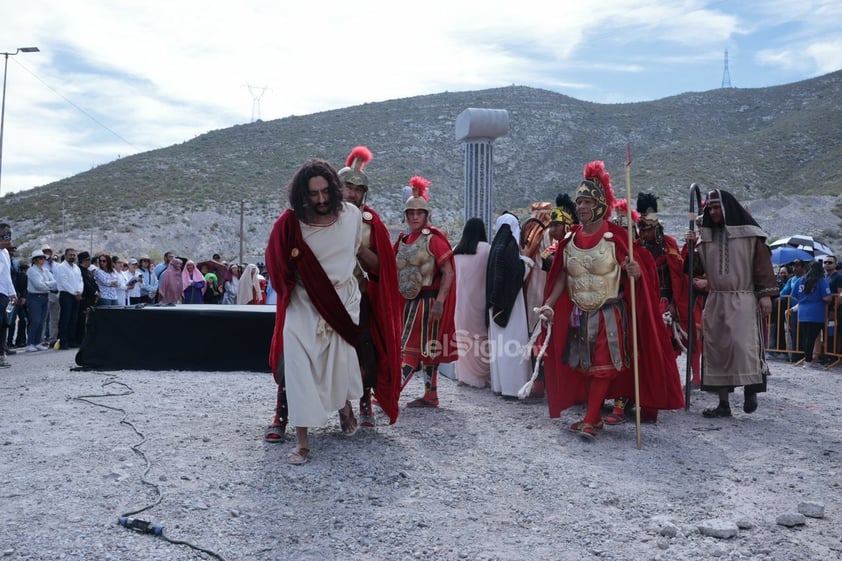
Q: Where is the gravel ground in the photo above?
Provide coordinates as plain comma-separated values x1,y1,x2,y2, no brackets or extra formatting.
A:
1,349,840,561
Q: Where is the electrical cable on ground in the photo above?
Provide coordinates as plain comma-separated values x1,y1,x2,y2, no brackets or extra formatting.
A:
70,369,229,561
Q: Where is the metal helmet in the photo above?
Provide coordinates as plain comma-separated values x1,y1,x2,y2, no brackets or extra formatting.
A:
611,198,639,230
574,160,615,224
337,146,372,189
636,192,660,231
550,193,577,226
403,176,432,221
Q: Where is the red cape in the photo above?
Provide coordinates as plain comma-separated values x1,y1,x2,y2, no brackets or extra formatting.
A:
543,221,685,418
265,209,360,380
638,235,701,354
659,235,702,340
394,226,458,364
266,211,294,379
362,205,402,424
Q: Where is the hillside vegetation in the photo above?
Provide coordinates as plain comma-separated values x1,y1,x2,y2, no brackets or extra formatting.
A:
3,70,841,262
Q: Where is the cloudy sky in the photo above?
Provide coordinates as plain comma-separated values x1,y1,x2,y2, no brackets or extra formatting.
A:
1,0,840,195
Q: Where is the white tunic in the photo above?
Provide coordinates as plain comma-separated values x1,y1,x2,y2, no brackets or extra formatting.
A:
284,203,364,427
488,293,532,397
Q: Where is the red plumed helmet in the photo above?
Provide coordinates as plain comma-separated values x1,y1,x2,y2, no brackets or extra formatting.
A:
403,175,433,220
575,160,615,223
612,198,639,228
338,146,373,188
345,146,372,169
409,176,431,201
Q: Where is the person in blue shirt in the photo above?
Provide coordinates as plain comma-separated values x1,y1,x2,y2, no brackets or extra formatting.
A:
780,259,807,362
789,260,832,367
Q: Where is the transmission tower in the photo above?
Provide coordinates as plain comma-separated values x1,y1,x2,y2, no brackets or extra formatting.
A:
243,84,269,122
721,49,732,88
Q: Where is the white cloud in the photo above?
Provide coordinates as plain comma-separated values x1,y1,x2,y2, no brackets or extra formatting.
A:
0,0,840,194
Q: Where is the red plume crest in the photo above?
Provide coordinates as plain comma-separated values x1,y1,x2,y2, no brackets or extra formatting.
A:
409,176,431,201
583,160,615,215
614,198,639,223
346,146,372,169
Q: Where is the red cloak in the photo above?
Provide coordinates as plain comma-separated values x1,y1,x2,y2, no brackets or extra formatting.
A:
542,221,685,418
265,209,361,381
362,205,402,424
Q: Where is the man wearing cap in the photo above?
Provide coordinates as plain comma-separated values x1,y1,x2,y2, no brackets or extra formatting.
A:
53,248,84,349
0,224,17,366
685,189,777,418
539,161,684,441
394,175,457,408
41,244,61,347
26,250,56,352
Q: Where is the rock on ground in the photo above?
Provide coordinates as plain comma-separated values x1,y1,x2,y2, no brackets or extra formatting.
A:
1,351,841,561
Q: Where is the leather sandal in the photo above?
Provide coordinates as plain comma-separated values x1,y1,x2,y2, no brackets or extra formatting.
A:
359,396,375,428
406,397,439,408
569,420,604,433
264,423,286,443
579,424,599,441
339,401,358,436
287,447,310,466
603,411,626,425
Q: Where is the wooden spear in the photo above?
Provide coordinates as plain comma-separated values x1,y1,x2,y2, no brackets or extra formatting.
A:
625,143,642,449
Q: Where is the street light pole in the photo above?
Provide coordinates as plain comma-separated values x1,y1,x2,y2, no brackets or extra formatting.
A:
0,46,40,196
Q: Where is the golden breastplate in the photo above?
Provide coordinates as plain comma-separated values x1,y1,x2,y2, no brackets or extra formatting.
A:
395,230,435,299
564,232,621,311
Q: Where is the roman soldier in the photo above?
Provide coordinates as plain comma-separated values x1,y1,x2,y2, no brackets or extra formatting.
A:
637,192,703,386
610,198,639,232
539,161,684,440
337,146,402,427
394,176,457,407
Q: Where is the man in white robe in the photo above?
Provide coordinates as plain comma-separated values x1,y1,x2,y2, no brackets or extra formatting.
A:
265,159,363,465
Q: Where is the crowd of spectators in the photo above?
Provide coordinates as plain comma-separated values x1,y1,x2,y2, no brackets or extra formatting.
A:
4,245,271,354
771,255,842,366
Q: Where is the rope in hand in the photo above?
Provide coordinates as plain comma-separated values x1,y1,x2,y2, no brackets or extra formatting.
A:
518,306,553,399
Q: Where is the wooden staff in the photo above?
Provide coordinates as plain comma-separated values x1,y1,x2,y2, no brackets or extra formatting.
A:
625,144,642,449
685,183,703,410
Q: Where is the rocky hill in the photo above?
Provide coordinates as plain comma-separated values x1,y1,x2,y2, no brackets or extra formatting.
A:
3,69,842,263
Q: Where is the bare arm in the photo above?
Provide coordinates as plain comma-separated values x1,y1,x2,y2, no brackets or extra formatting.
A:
538,270,567,322
431,259,454,321
357,245,379,273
